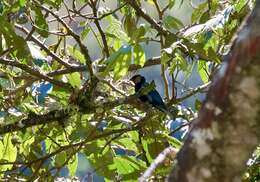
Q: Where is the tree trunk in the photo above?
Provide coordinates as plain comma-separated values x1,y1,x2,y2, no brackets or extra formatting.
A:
167,2,260,182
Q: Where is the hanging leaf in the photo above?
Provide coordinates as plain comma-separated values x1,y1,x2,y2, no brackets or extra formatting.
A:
114,48,132,80
44,0,62,8
168,0,176,9
80,26,90,41
0,16,31,60
104,45,132,80
234,0,248,13
163,15,184,29
67,45,86,64
146,0,155,5
197,60,209,83
133,44,146,67
191,2,208,24
131,24,146,42
112,156,146,180
32,6,49,37
55,151,67,167
123,15,137,38
106,15,129,43
67,72,81,88
161,51,171,66
68,154,78,177
1,134,17,170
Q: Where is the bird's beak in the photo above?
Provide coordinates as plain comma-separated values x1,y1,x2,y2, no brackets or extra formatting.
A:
130,79,135,86
130,77,136,84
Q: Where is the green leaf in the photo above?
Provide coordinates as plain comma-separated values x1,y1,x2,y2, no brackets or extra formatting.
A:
165,34,178,47
55,151,67,167
0,141,3,160
1,134,17,170
175,52,187,71
131,24,146,42
68,154,78,177
80,26,90,40
20,135,35,155
207,47,220,63
67,46,86,64
146,0,155,5
197,60,209,83
114,49,132,80
124,15,137,38
234,0,247,13
0,16,31,60
191,2,208,24
88,150,116,180
163,16,184,29
113,156,146,180
19,0,26,7
32,6,49,37
146,139,167,159
67,72,81,88
140,138,152,163
116,138,137,152
168,0,175,9
199,11,210,24
133,44,145,67
161,51,171,65
106,15,129,43
104,45,132,80
44,0,62,8
195,99,202,111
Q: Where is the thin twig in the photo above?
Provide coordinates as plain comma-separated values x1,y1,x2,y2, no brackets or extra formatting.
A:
90,0,110,58
139,146,178,181
15,24,72,68
169,82,211,105
36,2,94,81
0,57,72,89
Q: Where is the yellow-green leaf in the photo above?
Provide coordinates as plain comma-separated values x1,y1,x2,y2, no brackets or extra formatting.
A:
133,44,146,67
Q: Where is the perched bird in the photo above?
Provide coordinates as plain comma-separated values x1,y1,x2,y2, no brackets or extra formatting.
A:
130,75,173,118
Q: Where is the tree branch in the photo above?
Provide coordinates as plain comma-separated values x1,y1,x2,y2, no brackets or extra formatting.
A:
15,24,72,68
0,110,69,135
89,0,110,58
36,2,95,81
0,57,72,89
0,94,152,135
139,146,178,181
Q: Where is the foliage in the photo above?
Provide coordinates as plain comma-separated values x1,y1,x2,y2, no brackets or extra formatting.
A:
0,0,256,181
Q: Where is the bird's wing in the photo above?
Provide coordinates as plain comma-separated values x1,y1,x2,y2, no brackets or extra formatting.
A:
147,90,166,108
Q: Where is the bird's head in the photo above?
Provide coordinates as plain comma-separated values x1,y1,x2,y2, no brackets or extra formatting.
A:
130,75,146,85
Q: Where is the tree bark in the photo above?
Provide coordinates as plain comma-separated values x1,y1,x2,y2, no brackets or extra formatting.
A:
168,2,260,182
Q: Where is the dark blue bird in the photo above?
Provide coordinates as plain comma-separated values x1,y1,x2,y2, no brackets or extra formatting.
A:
130,75,173,117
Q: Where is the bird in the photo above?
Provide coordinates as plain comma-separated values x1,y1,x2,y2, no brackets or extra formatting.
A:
130,75,173,118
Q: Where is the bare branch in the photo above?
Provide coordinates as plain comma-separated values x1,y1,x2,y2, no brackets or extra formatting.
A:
36,2,95,81
125,0,171,36
89,0,110,58
139,146,178,182
0,110,69,135
15,24,72,68
0,57,72,89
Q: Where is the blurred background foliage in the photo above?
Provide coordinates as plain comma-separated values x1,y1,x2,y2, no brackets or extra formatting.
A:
0,0,259,181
